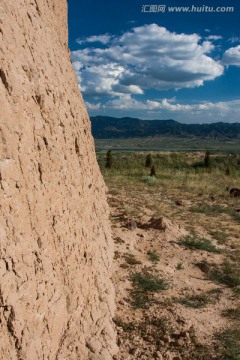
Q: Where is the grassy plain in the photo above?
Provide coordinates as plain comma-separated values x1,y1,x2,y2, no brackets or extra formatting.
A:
95,137,240,152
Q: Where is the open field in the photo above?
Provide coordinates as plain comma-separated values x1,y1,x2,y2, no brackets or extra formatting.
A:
97,150,240,359
95,137,240,152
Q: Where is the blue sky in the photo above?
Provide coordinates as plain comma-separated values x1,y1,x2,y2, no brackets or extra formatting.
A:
68,0,240,123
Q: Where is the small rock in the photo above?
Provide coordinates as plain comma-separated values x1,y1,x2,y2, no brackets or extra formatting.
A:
127,221,137,230
154,351,163,359
209,195,215,201
162,335,171,344
164,351,174,360
179,331,190,339
129,347,138,355
176,338,185,347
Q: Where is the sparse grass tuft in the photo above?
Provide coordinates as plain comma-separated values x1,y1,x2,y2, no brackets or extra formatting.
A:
216,327,240,360
190,204,240,224
208,288,223,295
179,235,221,253
114,236,125,244
113,317,135,331
188,344,218,360
114,251,121,260
120,263,129,269
209,230,229,245
233,287,240,297
222,306,240,320
124,253,141,266
147,250,160,263
131,271,169,308
178,293,214,308
136,315,172,342
210,261,240,288
176,262,184,270
132,272,168,292
197,260,240,290
131,291,150,309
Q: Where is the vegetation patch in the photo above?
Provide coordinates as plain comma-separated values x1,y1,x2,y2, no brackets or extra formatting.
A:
190,204,240,224
131,270,169,308
176,262,184,270
178,293,214,308
216,327,240,360
179,235,221,253
119,263,129,269
147,250,160,263
132,272,168,292
222,306,240,320
113,317,136,332
124,253,141,266
114,236,125,244
209,230,229,244
135,315,171,342
210,261,240,289
197,260,240,290
142,175,156,183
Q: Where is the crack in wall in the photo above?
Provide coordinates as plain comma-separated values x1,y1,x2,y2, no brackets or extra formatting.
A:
0,69,12,94
6,307,23,360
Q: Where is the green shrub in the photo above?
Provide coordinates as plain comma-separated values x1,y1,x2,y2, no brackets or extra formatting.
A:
179,235,221,253
131,271,168,308
147,250,160,263
204,150,211,168
145,153,153,168
105,150,113,169
132,272,168,292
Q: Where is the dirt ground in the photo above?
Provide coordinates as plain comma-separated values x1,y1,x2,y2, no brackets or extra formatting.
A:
110,192,240,360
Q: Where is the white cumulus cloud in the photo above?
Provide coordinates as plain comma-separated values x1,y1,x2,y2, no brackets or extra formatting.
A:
86,97,240,122
85,102,102,110
77,34,112,45
222,45,240,66
87,97,238,113
71,24,224,97
206,35,222,41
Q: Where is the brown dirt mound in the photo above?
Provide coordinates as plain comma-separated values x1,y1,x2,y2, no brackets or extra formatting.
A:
138,216,187,237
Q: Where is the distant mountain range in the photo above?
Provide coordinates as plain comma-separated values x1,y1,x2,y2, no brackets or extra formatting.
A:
90,116,240,140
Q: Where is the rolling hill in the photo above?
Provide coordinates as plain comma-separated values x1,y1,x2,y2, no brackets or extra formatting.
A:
90,116,240,140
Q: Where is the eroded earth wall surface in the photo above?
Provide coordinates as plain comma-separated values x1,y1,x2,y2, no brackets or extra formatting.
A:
0,1,116,359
